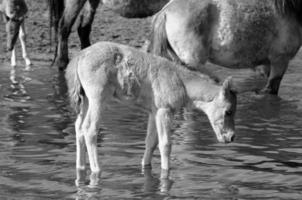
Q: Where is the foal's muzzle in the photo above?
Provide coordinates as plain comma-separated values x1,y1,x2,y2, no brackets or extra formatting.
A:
217,131,235,143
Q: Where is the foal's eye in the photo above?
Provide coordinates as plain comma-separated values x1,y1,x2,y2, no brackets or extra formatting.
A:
225,110,233,116
5,15,10,21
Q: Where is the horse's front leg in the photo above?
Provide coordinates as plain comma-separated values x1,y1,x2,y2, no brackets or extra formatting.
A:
262,58,290,95
142,112,158,168
55,0,86,70
77,0,100,49
155,108,172,179
19,22,31,70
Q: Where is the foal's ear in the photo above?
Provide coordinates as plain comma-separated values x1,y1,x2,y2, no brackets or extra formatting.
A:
221,76,233,96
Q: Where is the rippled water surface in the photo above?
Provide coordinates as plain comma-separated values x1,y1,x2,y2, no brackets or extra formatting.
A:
1,0,302,195
0,50,302,200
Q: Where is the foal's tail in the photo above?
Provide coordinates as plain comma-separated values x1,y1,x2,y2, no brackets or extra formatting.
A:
65,56,84,114
149,11,183,64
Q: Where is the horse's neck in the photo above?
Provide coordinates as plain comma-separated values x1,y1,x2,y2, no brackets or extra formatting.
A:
176,66,220,103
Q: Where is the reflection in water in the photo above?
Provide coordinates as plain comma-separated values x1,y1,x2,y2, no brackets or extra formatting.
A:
1,58,302,199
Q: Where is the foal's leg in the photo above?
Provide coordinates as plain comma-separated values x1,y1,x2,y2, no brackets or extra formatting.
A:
55,0,87,70
263,58,290,95
19,22,31,69
82,98,103,186
142,112,158,168
75,99,88,186
155,108,172,179
77,0,100,49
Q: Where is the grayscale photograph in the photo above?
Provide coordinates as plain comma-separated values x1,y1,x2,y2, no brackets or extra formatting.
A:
0,0,302,199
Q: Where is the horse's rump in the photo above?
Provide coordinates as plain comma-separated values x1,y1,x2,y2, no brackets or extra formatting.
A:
65,55,84,114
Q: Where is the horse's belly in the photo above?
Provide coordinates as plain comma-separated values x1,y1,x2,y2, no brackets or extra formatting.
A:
209,0,276,68
208,45,270,69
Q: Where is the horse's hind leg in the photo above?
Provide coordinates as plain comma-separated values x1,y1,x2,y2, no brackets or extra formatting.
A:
10,48,17,84
77,0,100,49
19,22,31,69
82,97,104,186
262,58,290,95
142,112,158,168
75,98,88,186
155,108,172,179
55,0,86,70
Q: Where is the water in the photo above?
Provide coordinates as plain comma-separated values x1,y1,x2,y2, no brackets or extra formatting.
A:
0,52,302,200
1,2,302,199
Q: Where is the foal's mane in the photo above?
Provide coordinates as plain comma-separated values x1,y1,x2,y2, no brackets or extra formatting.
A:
274,0,302,24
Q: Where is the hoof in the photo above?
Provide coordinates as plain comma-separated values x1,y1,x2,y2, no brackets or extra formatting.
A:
89,171,101,187
54,58,69,71
258,87,278,95
75,179,86,187
160,168,170,179
24,65,32,71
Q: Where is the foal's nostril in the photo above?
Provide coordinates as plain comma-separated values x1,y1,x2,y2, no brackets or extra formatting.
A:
230,135,235,142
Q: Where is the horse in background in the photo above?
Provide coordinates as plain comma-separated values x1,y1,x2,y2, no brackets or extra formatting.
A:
65,41,265,186
0,0,32,83
48,0,170,70
149,0,302,95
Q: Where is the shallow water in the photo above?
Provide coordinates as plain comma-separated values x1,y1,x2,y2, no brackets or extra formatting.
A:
0,50,302,200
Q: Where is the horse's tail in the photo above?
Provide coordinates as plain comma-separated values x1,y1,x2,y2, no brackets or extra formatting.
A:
149,11,183,64
48,0,64,51
65,56,85,114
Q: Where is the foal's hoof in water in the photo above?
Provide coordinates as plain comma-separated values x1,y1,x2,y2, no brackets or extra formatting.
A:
25,59,32,68
160,169,170,179
89,172,101,187
24,65,32,71
75,179,86,187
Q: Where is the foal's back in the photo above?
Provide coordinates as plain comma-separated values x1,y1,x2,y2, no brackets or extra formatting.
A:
67,41,188,110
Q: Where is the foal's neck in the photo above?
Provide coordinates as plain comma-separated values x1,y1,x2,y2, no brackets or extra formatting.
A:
174,64,221,102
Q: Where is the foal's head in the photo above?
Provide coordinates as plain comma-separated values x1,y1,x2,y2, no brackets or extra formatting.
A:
195,77,237,143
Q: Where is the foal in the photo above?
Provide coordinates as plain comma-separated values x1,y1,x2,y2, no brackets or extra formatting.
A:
0,0,31,83
66,41,237,186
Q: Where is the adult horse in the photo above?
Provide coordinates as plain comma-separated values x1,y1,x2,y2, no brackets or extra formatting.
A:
0,0,31,83
48,0,170,70
149,0,302,95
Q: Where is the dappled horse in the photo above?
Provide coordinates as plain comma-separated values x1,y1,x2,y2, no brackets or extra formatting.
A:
149,0,302,95
0,0,31,83
65,41,263,186
48,0,169,70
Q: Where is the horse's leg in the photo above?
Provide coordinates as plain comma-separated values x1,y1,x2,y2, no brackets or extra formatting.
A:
75,98,88,186
82,97,103,186
262,59,289,95
77,0,100,49
155,108,172,179
10,48,17,84
142,112,158,168
19,21,31,70
55,0,86,70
